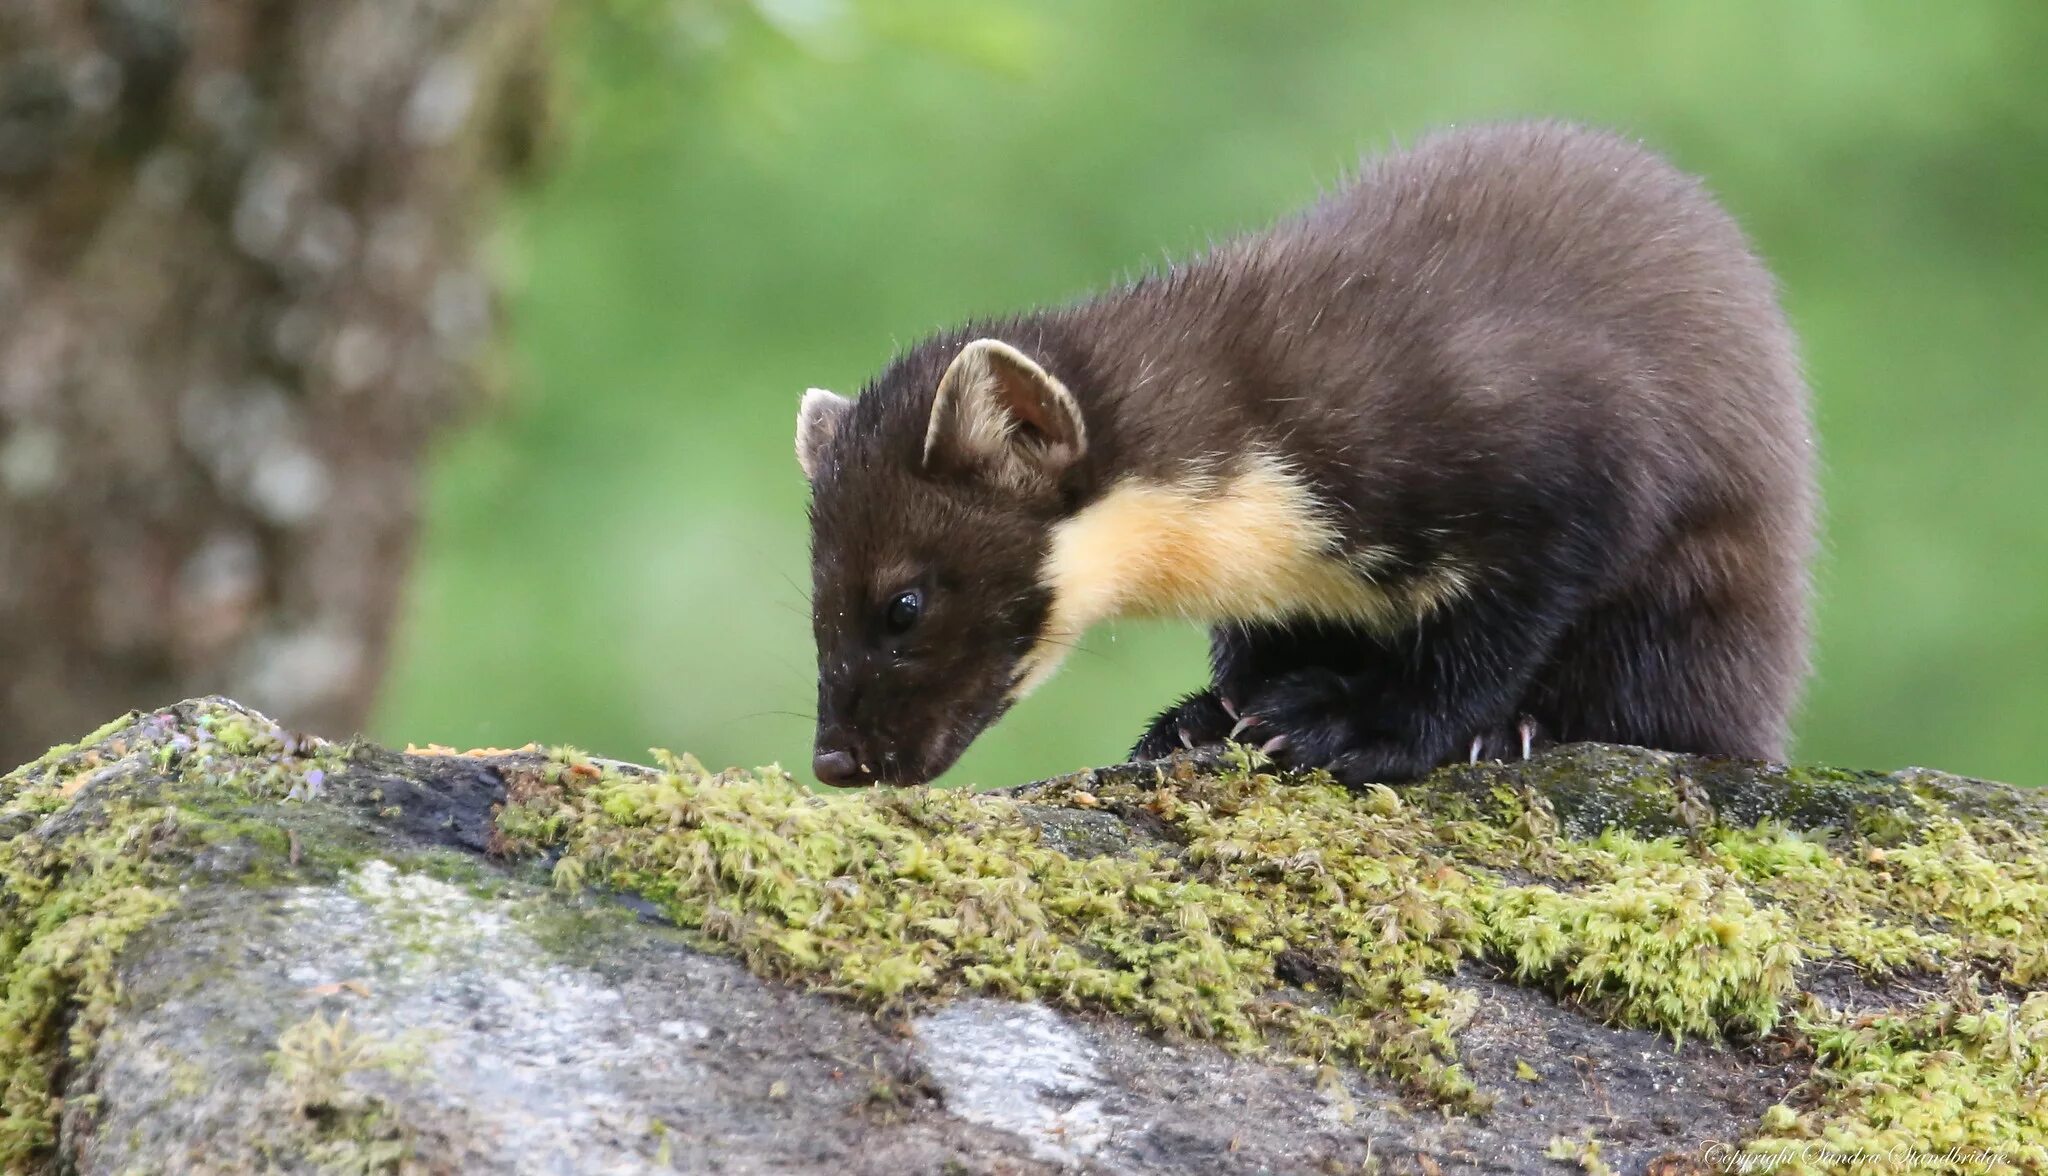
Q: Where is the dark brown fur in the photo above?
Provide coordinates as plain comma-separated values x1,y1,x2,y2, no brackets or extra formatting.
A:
799,121,1816,787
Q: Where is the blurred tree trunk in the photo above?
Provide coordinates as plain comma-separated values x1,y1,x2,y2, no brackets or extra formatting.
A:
0,0,555,768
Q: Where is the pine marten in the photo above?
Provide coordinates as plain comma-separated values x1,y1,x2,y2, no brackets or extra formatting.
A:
794,121,1816,788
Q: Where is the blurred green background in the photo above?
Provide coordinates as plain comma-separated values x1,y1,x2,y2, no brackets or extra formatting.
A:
374,2,2048,787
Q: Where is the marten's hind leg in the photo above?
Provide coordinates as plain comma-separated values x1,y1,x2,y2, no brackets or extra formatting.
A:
1517,578,1803,761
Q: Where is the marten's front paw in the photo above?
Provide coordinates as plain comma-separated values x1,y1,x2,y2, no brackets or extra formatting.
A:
1130,689,1237,760
1228,670,1440,786
1225,669,1374,768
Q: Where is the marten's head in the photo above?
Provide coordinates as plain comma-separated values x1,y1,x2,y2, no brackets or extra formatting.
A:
796,337,1089,786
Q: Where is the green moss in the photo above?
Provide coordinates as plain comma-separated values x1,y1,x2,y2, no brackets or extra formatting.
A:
1712,814,2048,986
0,702,336,1169
1487,849,1801,1042
4,712,144,784
0,807,174,1160
268,1012,420,1174
1743,985,2048,1172
1,709,169,1162
495,741,2048,1148
1546,1128,1615,1175
499,749,1494,1106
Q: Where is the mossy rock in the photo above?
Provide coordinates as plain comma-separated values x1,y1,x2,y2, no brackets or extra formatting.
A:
3,699,2045,1173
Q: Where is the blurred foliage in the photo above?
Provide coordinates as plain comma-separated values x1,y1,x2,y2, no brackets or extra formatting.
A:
376,1,2048,786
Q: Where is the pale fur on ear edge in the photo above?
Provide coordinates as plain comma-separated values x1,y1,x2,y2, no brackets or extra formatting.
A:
796,387,853,481
921,339,1086,484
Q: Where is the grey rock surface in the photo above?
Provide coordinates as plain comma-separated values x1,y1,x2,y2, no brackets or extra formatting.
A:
80,862,1784,1175
82,861,1059,1175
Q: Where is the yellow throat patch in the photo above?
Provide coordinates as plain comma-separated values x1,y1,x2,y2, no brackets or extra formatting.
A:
1009,453,1467,699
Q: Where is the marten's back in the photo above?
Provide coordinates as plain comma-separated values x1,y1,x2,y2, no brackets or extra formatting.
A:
1065,120,1814,594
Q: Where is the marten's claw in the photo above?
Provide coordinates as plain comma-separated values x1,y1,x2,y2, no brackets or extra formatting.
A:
1131,689,1236,761
1462,715,1551,764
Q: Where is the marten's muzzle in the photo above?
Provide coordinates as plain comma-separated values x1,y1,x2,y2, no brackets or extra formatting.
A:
810,742,872,787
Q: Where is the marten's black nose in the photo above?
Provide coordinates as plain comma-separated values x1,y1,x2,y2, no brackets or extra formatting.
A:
812,747,863,787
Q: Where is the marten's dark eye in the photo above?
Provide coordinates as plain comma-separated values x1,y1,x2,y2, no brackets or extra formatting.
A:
883,589,923,635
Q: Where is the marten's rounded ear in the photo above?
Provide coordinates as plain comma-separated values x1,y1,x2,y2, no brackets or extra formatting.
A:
922,339,1086,489
796,388,853,481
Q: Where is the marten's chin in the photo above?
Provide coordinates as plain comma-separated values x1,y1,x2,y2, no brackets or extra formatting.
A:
896,696,1014,788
